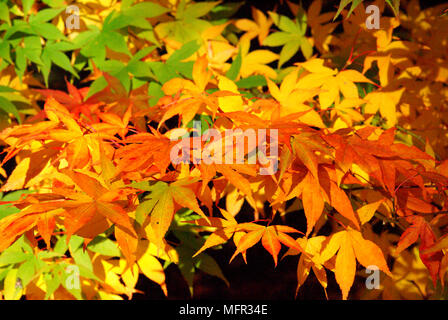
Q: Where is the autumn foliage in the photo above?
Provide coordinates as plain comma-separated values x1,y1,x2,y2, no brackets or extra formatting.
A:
0,0,447,300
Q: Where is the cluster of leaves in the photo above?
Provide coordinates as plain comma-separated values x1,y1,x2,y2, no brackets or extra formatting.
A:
0,0,447,300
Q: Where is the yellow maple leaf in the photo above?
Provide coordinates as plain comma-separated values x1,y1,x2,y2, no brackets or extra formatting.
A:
265,69,325,127
364,88,405,126
239,39,278,79
234,7,273,45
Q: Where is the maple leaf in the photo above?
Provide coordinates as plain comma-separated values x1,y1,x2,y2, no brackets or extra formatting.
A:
324,130,384,175
93,257,140,299
364,87,405,126
215,165,257,209
229,223,305,264
114,131,173,177
0,205,58,252
296,59,374,109
287,0,337,54
357,200,384,225
300,172,325,236
189,208,239,257
87,74,151,127
289,165,361,231
265,70,325,127
136,240,169,296
198,23,236,71
160,54,220,124
59,170,137,242
216,75,244,113
320,229,392,299
0,168,137,252
93,104,132,139
260,225,304,266
283,235,329,298
234,7,273,45
136,179,207,250
396,215,443,286
189,208,304,265
376,247,431,300
361,18,404,86
263,11,313,67
0,98,137,199
35,80,101,120
331,98,365,128
228,226,265,263
239,38,278,79
115,224,138,267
